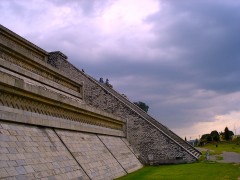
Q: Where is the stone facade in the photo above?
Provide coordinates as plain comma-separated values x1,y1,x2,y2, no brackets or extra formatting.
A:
49,53,201,164
98,135,143,173
55,130,127,180
0,121,89,179
0,121,143,179
0,25,144,179
0,25,201,179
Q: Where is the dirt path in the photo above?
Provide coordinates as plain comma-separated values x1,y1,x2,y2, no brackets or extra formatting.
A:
218,152,240,163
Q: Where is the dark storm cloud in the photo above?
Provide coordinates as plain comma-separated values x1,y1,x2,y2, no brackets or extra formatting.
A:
67,0,240,129
146,0,240,93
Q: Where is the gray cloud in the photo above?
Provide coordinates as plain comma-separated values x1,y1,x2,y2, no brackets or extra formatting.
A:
1,0,240,135
50,0,112,16
146,0,240,93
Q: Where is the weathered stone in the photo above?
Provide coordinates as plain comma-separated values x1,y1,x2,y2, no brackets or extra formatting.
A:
0,24,201,180
55,129,127,180
0,121,89,179
98,135,143,173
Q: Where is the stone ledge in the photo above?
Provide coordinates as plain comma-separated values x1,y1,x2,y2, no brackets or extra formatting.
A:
0,107,124,137
0,58,83,101
0,27,84,101
0,50,83,97
0,70,125,124
0,25,48,55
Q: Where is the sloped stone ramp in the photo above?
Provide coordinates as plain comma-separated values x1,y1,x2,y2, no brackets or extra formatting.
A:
0,121,142,179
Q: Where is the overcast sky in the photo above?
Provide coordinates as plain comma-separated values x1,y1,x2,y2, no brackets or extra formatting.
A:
1,0,240,139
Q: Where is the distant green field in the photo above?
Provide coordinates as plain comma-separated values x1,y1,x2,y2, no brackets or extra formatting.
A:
116,162,240,180
116,141,240,180
203,141,240,154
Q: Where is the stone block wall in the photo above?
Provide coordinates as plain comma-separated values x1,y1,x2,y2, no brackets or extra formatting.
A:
48,54,198,164
0,25,144,179
98,135,143,173
0,25,200,180
127,116,194,164
55,129,126,180
0,121,89,179
0,120,143,179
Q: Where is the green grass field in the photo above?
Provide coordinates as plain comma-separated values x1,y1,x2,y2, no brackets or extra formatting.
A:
116,162,240,180
116,141,240,180
203,141,240,154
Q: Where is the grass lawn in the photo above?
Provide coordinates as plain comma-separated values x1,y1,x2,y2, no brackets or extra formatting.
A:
116,162,240,180
116,141,240,180
203,141,240,154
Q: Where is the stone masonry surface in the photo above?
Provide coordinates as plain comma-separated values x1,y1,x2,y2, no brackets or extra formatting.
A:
0,120,143,179
0,121,89,180
55,129,127,180
0,58,125,136
50,56,199,164
98,135,143,173
0,25,201,180
0,25,144,179
127,115,195,164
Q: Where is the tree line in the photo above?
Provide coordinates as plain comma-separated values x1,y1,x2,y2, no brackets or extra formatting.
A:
199,127,234,146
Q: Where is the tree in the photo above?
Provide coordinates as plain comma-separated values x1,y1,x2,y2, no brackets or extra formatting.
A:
133,101,149,112
219,131,224,141
210,130,220,141
201,134,211,141
200,134,212,145
224,127,230,141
